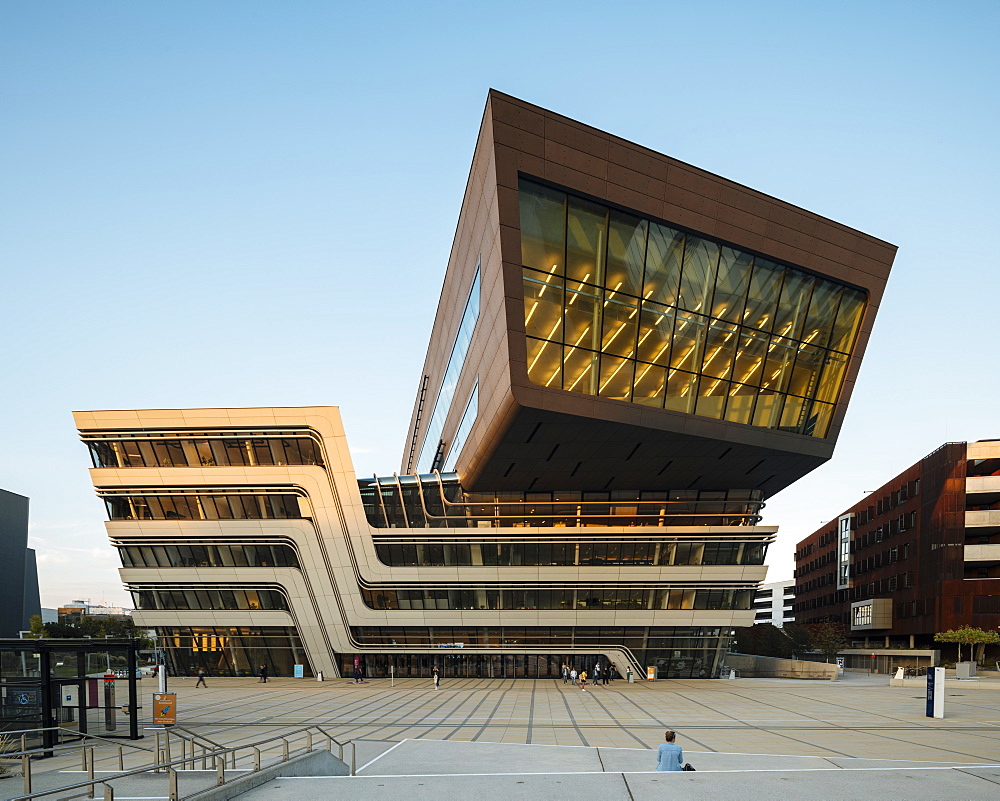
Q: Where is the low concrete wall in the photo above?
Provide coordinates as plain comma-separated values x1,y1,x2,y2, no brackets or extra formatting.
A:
726,653,839,680
184,749,348,801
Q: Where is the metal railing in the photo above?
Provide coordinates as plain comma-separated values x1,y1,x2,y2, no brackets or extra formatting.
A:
4,724,355,801
1,726,154,796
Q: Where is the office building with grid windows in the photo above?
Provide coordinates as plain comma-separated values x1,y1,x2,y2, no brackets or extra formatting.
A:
75,91,895,679
794,440,1000,653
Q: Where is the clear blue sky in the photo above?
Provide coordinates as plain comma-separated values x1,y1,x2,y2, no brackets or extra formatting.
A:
2,1,998,607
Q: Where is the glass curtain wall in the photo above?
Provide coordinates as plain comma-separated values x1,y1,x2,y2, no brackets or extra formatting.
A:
104,493,301,521
519,179,867,438
86,437,323,468
374,539,768,567
348,625,729,679
360,586,754,611
159,626,309,677
120,542,299,568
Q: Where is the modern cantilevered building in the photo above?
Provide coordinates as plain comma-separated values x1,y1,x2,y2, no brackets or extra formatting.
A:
74,91,895,679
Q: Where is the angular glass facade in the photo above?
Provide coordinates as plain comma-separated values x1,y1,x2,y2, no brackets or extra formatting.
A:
415,268,481,473
159,626,310,677
519,179,867,438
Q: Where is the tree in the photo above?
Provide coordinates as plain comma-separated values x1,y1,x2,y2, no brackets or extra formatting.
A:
782,624,814,658
934,627,1000,663
26,614,45,638
806,621,847,663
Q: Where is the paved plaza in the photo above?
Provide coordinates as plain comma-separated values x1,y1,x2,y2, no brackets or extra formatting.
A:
21,672,1000,800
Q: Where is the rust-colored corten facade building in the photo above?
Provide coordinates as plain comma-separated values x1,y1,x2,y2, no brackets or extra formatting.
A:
794,440,1000,650
76,92,897,679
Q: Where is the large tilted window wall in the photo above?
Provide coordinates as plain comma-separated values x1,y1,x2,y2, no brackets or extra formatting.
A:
348,626,728,679
359,472,763,528
85,435,323,468
519,178,867,438
119,542,299,569
361,586,754,611
132,586,290,611
160,626,310,677
374,538,768,567
414,267,481,473
103,491,302,521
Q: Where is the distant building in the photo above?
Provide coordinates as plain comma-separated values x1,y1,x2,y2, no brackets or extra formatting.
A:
752,580,795,627
40,608,58,624
0,489,41,637
57,601,132,625
794,440,1000,652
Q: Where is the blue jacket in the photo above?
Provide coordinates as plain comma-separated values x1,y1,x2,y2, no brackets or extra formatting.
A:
656,742,684,771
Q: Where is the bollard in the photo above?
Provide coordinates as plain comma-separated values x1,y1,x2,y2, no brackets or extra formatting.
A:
350,742,356,776
317,671,323,681
22,752,31,795
306,731,313,752
87,747,95,799
118,745,124,771
216,756,225,786
253,747,261,772
168,767,178,801
282,739,289,762
154,732,162,773
104,783,114,801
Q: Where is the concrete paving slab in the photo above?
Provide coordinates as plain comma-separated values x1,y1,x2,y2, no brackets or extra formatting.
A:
239,773,631,801
357,738,604,775
623,768,1000,800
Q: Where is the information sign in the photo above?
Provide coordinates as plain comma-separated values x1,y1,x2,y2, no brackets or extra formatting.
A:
926,667,944,718
153,692,177,725
293,664,304,678
61,686,79,708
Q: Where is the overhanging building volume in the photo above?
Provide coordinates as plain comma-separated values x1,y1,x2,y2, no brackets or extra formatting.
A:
74,91,896,679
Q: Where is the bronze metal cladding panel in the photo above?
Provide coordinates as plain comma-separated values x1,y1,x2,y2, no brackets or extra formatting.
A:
403,90,895,496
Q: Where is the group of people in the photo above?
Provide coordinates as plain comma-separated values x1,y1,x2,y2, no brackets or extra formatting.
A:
561,662,616,690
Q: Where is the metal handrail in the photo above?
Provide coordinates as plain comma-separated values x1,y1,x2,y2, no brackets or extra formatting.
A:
6,724,355,801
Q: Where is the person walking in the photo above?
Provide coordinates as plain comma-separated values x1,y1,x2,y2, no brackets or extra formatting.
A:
570,668,578,686
593,663,601,687
353,663,363,684
258,664,268,683
561,664,569,684
603,664,611,685
195,667,207,688
432,665,440,689
579,669,588,691
609,662,616,682
656,730,684,771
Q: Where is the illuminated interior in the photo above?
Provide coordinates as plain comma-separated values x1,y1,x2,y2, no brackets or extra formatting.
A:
519,179,867,438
